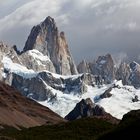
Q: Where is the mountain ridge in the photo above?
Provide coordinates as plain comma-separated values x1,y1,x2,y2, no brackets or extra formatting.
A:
0,16,140,121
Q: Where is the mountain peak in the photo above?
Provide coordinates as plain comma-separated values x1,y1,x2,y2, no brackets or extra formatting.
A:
44,16,54,23
23,16,78,75
65,98,119,124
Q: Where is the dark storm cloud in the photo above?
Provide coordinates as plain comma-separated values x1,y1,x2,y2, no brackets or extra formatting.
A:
0,0,140,63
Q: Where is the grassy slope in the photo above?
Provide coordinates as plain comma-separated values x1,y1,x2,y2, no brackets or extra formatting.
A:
0,118,115,140
98,110,140,140
1,110,140,140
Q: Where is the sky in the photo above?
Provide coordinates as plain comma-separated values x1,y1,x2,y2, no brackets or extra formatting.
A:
0,0,140,64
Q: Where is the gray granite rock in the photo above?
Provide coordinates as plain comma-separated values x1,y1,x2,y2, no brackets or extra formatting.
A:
116,62,131,85
19,49,55,72
77,60,90,73
23,16,78,75
89,54,115,84
129,61,140,88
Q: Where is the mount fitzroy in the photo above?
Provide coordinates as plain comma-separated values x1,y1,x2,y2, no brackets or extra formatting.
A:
0,16,140,120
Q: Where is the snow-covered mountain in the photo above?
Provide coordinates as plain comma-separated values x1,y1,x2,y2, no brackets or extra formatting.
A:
0,16,140,120
1,51,140,119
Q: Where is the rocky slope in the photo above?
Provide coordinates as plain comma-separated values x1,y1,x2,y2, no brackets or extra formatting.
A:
65,98,119,124
22,16,78,75
1,109,139,140
19,49,55,72
0,81,64,130
0,42,21,81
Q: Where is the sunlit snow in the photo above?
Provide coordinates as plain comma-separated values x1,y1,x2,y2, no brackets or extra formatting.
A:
2,56,140,119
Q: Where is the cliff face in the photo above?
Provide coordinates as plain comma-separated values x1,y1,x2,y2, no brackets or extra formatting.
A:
77,60,90,74
65,98,119,124
19,49,56,73
23,16,78,75
115,62,131,85
89,54,115,84
129,61,140,88
0,42,21,82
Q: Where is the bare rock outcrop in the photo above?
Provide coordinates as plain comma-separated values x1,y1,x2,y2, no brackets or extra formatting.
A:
65,98,119,124
129,61,140,88
116,62,131,85
23,16,78,75
89,54,115,84
77,60,90,73
9,72,94,101
19,49,55,72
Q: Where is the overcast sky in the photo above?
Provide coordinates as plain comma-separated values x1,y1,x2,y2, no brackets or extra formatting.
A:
0,0,140,63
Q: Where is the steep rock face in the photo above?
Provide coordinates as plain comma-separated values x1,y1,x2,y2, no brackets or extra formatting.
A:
100,87,112,99
23,16,78,75
65,98,119,124
19,49,55,72
116,62,131,85
129,61,140,88
0,82,64,129
65,98,105,120
77,60,90,73
89,54,115,84
9,72,94,101
65,98,109,120
0,42,21,81
0,42,20,63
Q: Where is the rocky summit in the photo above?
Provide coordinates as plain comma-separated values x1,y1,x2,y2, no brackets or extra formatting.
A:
89,54,115,84
23,16,78,75
65,98,119,124
115,62,131,85
77,60,90,74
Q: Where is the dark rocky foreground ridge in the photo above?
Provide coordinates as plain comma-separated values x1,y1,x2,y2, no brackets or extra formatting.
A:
0,109,139,140
0,81,64,130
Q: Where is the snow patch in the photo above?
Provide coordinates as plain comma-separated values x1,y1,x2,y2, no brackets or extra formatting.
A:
28,49,51,62
39,81,140,119
2,56,37,79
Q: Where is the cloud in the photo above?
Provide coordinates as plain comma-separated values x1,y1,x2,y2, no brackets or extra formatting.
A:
0,0,64,29
0,0,140,63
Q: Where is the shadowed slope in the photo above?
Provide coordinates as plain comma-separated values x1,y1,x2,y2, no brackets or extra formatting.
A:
0,82,64,129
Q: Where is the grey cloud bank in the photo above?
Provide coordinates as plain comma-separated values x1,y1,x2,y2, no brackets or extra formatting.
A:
0,0,140,63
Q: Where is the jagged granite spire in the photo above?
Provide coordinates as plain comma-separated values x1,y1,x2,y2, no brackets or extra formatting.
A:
89,54,115,84
23,16,78,75
77,59,90,73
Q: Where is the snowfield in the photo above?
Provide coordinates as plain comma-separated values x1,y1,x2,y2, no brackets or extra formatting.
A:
2,56,140,119
39,81,140,119
2,56,37,78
